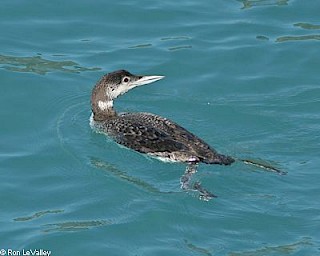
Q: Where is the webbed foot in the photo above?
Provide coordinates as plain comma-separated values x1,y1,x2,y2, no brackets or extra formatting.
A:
193,181,217,201
180,163,216,201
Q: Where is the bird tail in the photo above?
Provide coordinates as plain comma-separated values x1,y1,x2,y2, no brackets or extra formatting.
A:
202,153,286,175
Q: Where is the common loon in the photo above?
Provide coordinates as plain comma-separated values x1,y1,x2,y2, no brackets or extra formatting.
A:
90,70,286,200
90,70,236,200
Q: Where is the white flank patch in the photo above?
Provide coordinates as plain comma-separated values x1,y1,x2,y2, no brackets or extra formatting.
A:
89,113,95,129
147,153,179,163
98,100,113,110
89,113,107,135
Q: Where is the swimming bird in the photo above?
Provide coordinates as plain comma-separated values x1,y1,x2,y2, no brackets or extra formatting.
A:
90,70,237,200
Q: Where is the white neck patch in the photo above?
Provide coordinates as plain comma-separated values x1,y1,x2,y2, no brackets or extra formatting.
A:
98,100,113,110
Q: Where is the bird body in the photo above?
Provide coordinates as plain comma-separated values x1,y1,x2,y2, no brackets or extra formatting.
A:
90,69,235,200
90,70,234,166
91,111,234,165
89,70,286,200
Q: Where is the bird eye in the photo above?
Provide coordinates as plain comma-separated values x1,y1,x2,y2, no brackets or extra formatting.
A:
122,77,130,83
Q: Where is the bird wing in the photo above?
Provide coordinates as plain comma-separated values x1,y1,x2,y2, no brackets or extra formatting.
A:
107,115,188,154
121,112,216,152
102,112,233,164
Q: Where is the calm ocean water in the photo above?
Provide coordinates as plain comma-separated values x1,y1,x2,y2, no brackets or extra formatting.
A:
1,0,319,255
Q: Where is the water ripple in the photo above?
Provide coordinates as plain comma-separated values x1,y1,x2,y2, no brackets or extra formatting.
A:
128,43,152,49
43,220,110,232
184,239,213,256
0,54,100,75
13,209,64,222
228,237,314,256
128,35,192,51
276,34,320,42
238,0,289,9
294,22,320,30
91,157,161,194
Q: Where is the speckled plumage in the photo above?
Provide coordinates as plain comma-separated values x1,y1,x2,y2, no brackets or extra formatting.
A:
90,70,234,166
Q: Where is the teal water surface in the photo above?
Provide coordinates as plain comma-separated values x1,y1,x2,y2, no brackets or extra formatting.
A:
1,0,319,255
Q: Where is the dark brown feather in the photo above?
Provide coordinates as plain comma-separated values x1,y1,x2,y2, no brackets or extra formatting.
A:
98,112,234,165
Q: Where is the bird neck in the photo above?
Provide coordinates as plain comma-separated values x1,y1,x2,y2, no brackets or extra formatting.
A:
91,82,117,121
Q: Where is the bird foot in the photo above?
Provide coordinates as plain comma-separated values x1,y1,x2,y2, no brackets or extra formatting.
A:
193,182,217,201
180,163,216,201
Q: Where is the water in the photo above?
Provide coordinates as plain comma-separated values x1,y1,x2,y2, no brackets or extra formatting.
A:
1,0,319,255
